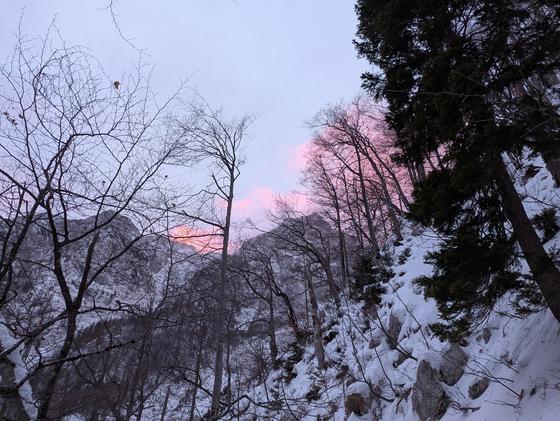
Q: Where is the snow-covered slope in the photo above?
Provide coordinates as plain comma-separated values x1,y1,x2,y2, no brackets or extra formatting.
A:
237,155,560,421
3,156,560,420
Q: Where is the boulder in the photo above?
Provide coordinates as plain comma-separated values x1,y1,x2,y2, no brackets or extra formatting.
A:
345,394,369,416
369,335,382,349
345,382,372,416
439,343,468,386
386,313,403,349
412,360,449,421
468,378,490,399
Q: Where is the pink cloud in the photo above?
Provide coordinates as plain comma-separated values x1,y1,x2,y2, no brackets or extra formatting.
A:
284,142,311,172
234,186,275,216
170,188,315,252
169,225,222,253
233,186,311,222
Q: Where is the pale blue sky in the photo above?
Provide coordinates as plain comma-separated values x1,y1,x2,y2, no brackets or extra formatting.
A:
0,1,368,221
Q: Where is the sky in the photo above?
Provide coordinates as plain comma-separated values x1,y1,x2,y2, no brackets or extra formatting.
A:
0,0,369,224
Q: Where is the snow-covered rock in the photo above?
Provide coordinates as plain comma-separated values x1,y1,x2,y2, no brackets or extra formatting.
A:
439,344,468,386
411,360,449,421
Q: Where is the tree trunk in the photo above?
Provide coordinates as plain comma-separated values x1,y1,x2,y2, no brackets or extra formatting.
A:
225,321,232,407
494,154,560,323
189,332,204,421
137,396,144,421
275,290,301,339
361,146,407,237
316,252,340,305
416,161,426,181
268,290,279,369
304,276,310,328
343,177,365,250
355,148,379,251
334,208,348,290
37,215,99,420
343,235,350,280
160,386,171,421
210,171,235,419
124,332,149,421
36,312,77,420
407,163,418,186
305,265,325,370
544,156,560,186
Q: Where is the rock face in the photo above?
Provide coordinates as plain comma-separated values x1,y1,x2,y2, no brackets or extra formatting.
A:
412,360,449,421
468,378,490,399
439,343,468,386
386,313,403,349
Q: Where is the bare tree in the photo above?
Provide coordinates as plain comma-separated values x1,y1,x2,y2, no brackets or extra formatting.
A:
304,264,325,370
235,238,303,341
266,198,341,306
175,99,252,419
0,32,186,419
308,97,413,246
303,147,352,289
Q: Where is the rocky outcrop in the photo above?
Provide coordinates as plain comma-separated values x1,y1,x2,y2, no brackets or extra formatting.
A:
468,378,490,399
439,343,468,386
412,360,449,421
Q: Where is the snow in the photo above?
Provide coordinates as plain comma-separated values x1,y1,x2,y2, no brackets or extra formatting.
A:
3,152,560,420
239,153,560,420
0,323,37,419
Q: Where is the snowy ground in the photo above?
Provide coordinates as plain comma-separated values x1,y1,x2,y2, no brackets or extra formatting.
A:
240,155,560,421
6,155,560,421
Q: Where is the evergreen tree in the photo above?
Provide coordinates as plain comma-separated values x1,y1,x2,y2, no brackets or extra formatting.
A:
351,252,392,306
355,0,560,336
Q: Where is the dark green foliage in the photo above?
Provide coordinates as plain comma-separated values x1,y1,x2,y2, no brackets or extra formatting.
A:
409,164,551,339
533,208,559,243
351,252,393,306
355,0,560,338
415,223,520,340
409,167,549,339
408,162,496,235
397,246,411,265
512,275,546,316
